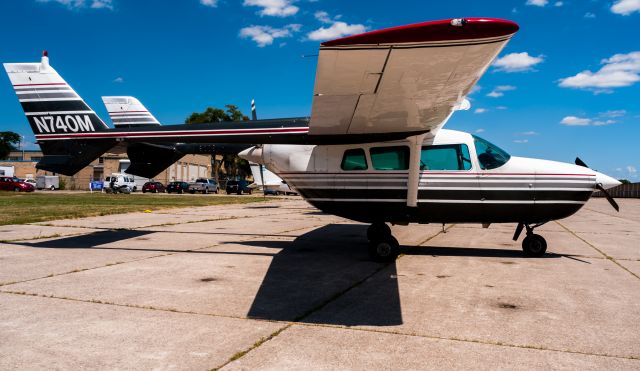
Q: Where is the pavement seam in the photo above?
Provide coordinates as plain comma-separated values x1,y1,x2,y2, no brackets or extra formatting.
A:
0,220,328,287
292,322,640,361
583,206,640,223
555,221,640,281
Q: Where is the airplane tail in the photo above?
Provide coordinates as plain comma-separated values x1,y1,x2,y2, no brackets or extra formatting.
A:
102,96,161,127
3,51,115,175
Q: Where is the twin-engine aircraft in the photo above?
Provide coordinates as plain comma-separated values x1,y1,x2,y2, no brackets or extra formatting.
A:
4,18,621,262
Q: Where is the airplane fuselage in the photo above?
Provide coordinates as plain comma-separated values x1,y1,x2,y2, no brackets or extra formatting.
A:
242,129,619,225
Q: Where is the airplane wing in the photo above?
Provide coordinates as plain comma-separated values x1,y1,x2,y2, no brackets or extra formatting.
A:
309,18,518,136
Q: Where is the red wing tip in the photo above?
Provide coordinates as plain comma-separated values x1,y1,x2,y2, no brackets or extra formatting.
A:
321,18,519,47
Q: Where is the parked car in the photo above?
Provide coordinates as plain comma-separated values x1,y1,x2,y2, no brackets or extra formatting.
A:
226,180,253,195
166,181,190,194
0,176,35,192
142,181,166,193
188,178,219,194
24,178,37,187
105,173,137,192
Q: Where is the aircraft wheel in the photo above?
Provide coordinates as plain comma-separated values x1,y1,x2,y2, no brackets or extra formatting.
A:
522,234,547,257
367,222,391,241
368,235,399,263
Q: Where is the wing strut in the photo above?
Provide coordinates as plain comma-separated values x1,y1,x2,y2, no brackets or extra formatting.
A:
407,133,428,208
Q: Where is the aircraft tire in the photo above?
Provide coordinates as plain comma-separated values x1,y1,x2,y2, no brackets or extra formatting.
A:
368,235,399,263
367,222,391,241
522,234,547,257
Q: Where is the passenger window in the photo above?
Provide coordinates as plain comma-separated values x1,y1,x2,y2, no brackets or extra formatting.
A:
370,146,410,170
341,148,368,171
421,144,472,171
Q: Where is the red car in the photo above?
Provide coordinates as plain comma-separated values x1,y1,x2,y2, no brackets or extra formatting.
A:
0,176,35,192
142,181,166,193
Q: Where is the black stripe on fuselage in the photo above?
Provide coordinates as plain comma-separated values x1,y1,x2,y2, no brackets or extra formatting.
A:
307,200,585,224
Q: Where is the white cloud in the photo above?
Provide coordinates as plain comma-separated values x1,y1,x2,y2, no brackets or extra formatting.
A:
469,84,482,95
487,85,516,98
584,12,596,18
307,17,367,41
199,0,218,7
558,51,640,92
496,106,508,110
36,0,113,10
239,24,301,47
554,1,563,6
611,0,640,15
243,0,299,17
526,0,548,6
493,52,544,72
474,108,488,114
314,11,332,24
475,128,485,133
513,139,529,143
521,131,538,135
592,120,617,126
113,77,123,83
599,110,626,118
628,165,637,174
560,116,592,126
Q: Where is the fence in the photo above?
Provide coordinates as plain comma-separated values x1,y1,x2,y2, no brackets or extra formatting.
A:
592,183,640,198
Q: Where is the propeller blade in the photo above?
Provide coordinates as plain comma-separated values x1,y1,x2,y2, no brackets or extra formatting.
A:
596,184,620,212
575,157,588,168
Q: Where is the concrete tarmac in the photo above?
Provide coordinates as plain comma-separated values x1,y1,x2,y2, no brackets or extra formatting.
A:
0,197,638,370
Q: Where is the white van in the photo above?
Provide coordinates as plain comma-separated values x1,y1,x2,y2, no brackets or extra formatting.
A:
105,173,137,192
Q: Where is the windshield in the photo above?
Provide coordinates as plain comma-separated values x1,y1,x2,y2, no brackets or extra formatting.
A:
472,135,511,170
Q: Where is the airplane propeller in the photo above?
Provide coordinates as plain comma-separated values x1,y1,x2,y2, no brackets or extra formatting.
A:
575,157,620,212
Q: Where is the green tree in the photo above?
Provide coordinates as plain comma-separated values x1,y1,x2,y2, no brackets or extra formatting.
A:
619,179,631,184
185,105,251,180
0,131,21,160
185,105,249,124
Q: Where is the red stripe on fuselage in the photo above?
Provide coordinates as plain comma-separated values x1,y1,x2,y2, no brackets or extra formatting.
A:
34,127,309,140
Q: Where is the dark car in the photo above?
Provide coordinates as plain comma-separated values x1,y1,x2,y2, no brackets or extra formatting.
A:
166,181,190,194
225,180,253,195
142,181,166,193
0,176,35,192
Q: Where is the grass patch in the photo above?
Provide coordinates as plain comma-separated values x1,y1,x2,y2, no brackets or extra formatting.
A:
0,192,268,226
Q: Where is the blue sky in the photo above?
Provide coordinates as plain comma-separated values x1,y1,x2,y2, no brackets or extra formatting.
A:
1,0,638,180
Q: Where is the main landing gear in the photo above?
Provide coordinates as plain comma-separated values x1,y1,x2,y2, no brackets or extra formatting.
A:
513,222,547,257
367,222,399,262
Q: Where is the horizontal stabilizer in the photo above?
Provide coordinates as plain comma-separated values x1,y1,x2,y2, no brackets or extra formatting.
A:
125,143,185,178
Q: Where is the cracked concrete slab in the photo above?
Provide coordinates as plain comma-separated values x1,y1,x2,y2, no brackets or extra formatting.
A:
0,293,282,370
223,325,639,370
0,197,638,370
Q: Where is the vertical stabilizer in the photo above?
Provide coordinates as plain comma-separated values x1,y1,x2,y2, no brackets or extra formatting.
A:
3,51,109,136
102,96,161,127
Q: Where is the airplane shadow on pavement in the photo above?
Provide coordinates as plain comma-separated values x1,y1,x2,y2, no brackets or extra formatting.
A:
10,224,570,327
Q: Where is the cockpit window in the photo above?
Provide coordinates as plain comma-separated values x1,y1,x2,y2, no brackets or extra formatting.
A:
421,144,472,171
473,135,511,170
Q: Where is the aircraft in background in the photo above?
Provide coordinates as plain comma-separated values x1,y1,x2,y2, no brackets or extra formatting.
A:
4,18,621,262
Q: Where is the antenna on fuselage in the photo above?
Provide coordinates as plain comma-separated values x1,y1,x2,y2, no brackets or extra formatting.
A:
251,98,265,197
251,99,257,121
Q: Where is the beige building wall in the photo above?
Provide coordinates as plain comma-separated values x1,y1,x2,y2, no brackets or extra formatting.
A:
2,150,212,190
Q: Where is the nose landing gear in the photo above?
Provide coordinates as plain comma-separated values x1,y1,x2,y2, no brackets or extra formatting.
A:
513,222,547,257
367,222,399,262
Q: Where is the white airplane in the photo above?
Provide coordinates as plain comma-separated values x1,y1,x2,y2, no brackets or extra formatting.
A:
4,18,621,262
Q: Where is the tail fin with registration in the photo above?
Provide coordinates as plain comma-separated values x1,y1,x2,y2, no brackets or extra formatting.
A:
3,51,114,175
